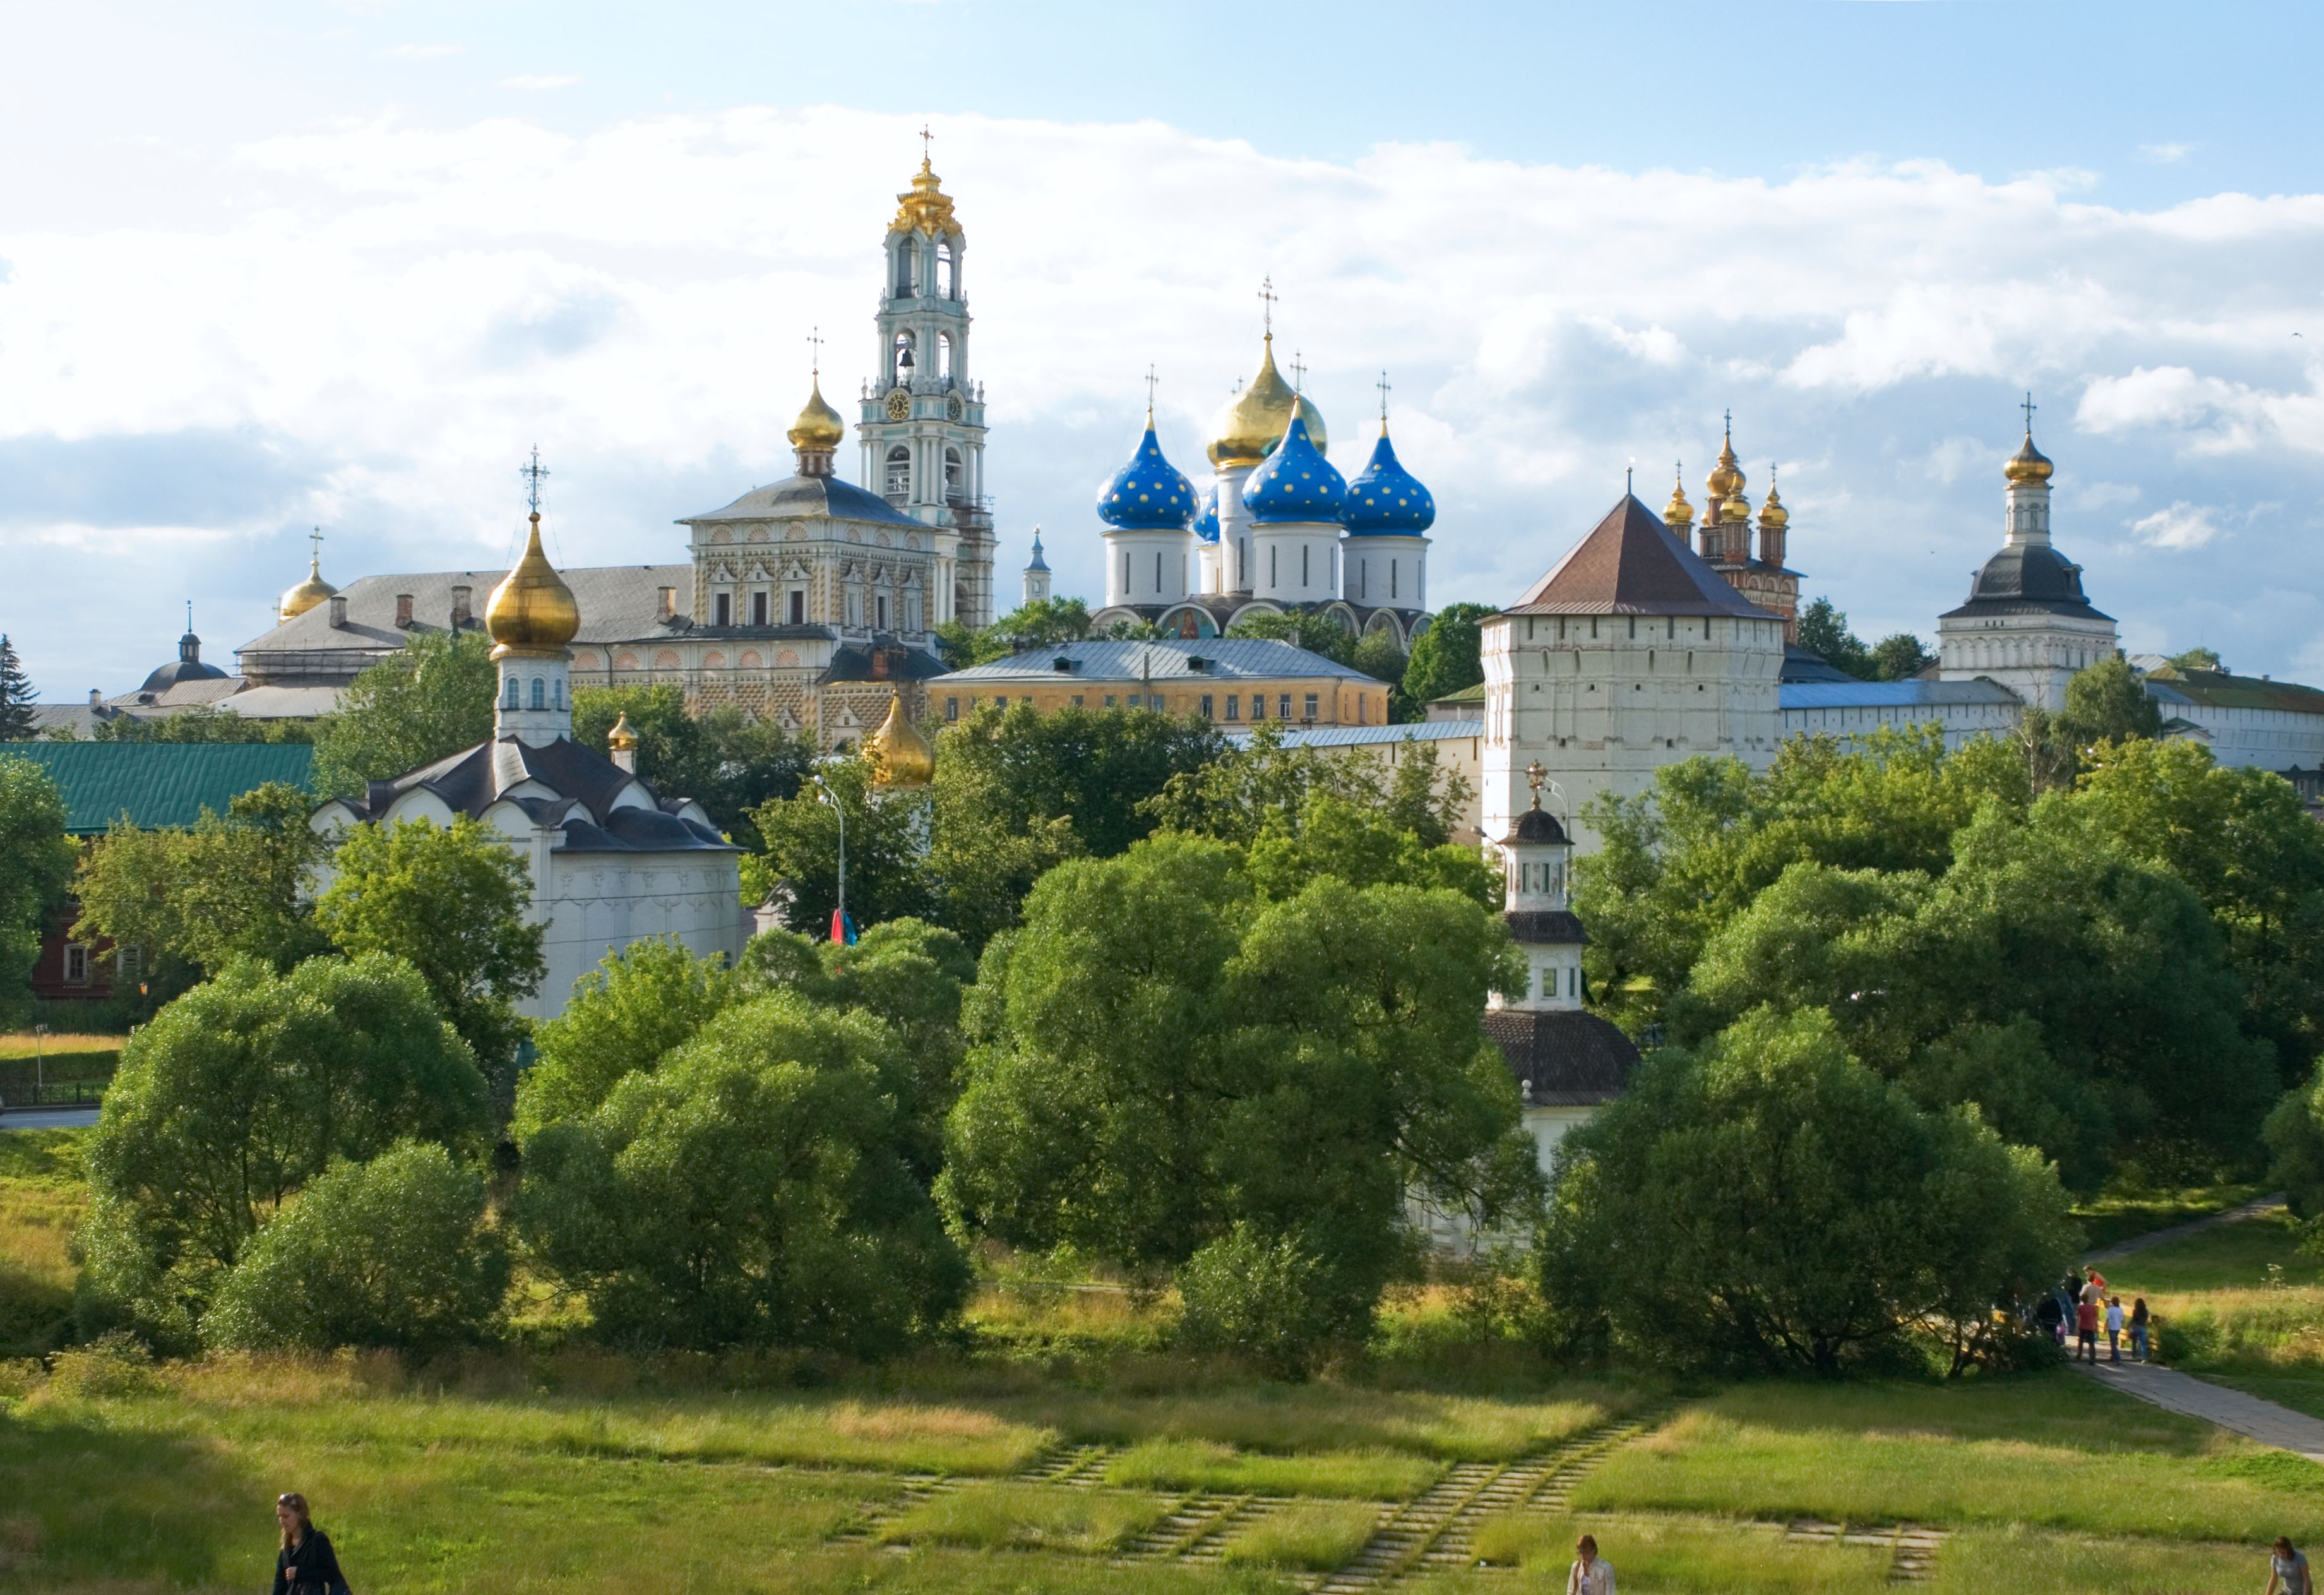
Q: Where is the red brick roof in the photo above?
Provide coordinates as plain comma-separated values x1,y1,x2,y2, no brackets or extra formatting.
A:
1504,495,1771,619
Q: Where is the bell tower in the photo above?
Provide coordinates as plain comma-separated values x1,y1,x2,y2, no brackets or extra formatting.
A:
859,134,996,630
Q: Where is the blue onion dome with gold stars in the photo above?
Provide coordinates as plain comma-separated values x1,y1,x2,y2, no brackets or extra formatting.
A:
1097,423,1196,529
1193,484,1220,542
1342,426,1434,534
1244,412,1345,523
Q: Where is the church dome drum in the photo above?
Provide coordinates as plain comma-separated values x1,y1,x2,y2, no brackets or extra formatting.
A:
1098,424,1196,530
1243,412,1346,523
1342,427,1435,534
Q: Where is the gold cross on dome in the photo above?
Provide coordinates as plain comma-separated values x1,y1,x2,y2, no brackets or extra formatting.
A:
521,446,549,515
1289,350,1306,391
1258,275,1277,335
1376,370,1391,421
807,325,823,376
1525,760,1546,808
309,526,325,561
1144,362,1159,419
2022,391,2037,431
919,124,934,164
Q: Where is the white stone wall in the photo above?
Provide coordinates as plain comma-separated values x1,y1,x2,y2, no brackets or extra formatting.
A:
2166,703,2324,770
1251,520,1342,606
1780,698,2023,751
534,851,742,1019
1936,609,2118,713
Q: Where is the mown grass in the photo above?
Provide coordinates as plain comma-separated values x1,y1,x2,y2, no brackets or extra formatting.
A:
2073,1180,2267,1253
1217,1501,1383,1570
1421,1512,1892,1595
1047,1388,1631,1462
1105,1437,1437,1499
1571,1379,2324,1544
0,1033,122,1059
878,1481,1168,1554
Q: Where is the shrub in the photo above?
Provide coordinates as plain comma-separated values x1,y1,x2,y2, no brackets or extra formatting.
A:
204,1142,509,1353
44,1330,160,1399
1176,1224,1366,1378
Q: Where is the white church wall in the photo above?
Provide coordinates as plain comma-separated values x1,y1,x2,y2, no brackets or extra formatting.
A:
534,852,742,1019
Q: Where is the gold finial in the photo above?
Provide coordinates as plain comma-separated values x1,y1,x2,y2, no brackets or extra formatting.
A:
607,710,639,753
1758,464,1789,530
1664,462,1693,529
1144,362,1159,425
919,122,934,171
1376,371,1391,436
789,368,847,454
2005,392,2054,484
1258,275,1277,337
1525,760,1546,811
278,525,338,621
865,693,935,791
891,141,958,236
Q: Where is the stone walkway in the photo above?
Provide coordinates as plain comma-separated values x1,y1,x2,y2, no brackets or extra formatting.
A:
2074,1359,2324,1462
2082,1192,2285,1264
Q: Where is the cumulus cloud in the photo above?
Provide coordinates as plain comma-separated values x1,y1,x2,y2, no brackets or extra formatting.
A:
2129,501,2224,549
5,104,2324,690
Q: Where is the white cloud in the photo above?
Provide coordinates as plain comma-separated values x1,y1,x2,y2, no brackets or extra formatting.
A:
2138,142,2195,165
2078,365,2324,456
2129,501,2224,549
383,44,462,60
498,74,581,92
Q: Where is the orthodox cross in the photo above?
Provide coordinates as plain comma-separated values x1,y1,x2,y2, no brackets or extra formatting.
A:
807,325,823,376
521,447,549,515
309,526,325,563
185,599,194,633
1289,350,1306,392
1525,760,1546,808
1257,275,1277,335
1376,370,1391,422
919,124,934,164
1723,407,1733,437
2021,391,2037,431
1144,362,1159,419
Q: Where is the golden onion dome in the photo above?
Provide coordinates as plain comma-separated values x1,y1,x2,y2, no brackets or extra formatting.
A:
1208,334,1327,467
485,513,581,657
607,710,640,753
278,556,338,623
789,375,847,452
2005,429,2055,485
1758,475,1789,530
1720,489,1753,525
1663,466,1693,529
1706,427,1743,503
865,693,935,791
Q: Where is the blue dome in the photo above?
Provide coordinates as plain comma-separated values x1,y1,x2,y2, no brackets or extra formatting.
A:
1097,424,1196,530
1193,484,1220,542
1243,412,1345,524
1343,428,1435,534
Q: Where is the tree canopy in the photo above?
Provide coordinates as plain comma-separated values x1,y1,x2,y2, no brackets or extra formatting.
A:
311,630,496,796
1399,602,1491,708
0,755,74,1025
0,636,36,742
571,683,813,848
1795,597,1933,683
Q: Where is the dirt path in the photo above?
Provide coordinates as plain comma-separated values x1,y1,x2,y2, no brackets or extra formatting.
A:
2082,1193,2285,1265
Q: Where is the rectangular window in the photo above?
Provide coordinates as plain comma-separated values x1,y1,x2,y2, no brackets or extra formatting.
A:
1270,546,1278,586
117,945,141,980
1072,695,1084,707
715,592,732,627
877,595,890,630
752,591,768,627
847,592,861,626
1278,694,1292,720
1200,695,1214,719
1302,544,1310,587
1225,693,1240,721
1391,559,1398,600
1304,693,1319,720
945,697,959,722
1126,693,1141,708
789,588,805,624
1540,965,1554,1000
1104,695,1117,707
64,944,89,984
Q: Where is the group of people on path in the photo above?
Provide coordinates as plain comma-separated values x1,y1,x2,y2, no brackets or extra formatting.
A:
2032,1265,2150,1364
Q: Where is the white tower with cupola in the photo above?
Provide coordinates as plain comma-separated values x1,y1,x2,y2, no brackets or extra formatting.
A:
488,457,580,747
1022,527,1051,607
858,145,995,630
1489,763,1586,1013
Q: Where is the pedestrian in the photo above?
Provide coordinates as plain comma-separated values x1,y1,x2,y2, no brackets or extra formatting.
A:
2106,1296,2126,1363
2270,1536,2313,1595
2075,1290,2100,1363
272,1493,351,1595
1568,1532,1614,1595
2130,1296,2151,1363
2034,1289,2064,1346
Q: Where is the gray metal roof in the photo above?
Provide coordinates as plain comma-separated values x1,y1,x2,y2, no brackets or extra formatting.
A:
1222,719,1483,748
1779,679,2022,710
684,473,921,528
237,564,693,664
941,638,1381,684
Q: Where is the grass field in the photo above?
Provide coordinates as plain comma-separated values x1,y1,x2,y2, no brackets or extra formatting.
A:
2071,1181,2267,1252
0,1129,85,1356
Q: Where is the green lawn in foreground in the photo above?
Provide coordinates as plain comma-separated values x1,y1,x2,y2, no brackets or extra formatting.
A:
878,1481,1169,1554
1569,1377,2324,1544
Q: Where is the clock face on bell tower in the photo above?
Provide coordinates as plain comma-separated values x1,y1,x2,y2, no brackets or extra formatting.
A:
886,388,911,422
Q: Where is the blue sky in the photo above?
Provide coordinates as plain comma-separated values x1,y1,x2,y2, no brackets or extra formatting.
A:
6,3,2324,696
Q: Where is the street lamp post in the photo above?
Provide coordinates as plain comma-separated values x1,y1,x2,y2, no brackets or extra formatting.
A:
811,774,845,941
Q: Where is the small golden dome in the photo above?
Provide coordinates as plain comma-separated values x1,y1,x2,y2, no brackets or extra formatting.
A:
1758,476,1789,531
607,710,639,753
2005,429,2054,485
865,693,935,791
789,375,847,452
1208,334,1327,467
279,557,338,623
486,513,581,657
1720,490,1752,525
891,157,961,237
1663,466,1693,529
1706,424,1744,505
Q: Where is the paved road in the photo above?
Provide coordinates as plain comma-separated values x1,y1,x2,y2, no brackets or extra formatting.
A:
0,1107,100,1130
2076,1359,2324,1462
2083,1192,2287,1265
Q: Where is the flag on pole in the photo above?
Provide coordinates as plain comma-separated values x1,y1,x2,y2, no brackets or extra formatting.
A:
830,909,859,945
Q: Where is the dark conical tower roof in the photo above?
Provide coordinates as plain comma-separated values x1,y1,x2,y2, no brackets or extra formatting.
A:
1506,494,1770,618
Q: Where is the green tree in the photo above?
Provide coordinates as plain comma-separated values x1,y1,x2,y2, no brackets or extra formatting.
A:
311,631,496,796
79,954,488,1349
2167,647,2224,672
516,993,970,1353
1400,602,1493,707
1869,633,1934,681
0,756,75,1025
1225,609,1358,667
91,705,311,744
936,700,1223,861
571,683,814,849
1144,720,1470,849
748,755,937,938
1244,789,1499,910
950,595,1096,667
314,816,544,1077
1796,597,1874,679
1350,630,1414,719
513,937,744,1143
71,782,334,984
202,1141,509,1353
0,636,40,741
2058,655,2162,747
1539,1005,2072,1375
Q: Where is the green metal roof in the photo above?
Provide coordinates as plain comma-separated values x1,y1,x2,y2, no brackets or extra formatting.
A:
0,742,316,834
2143,666,2324,716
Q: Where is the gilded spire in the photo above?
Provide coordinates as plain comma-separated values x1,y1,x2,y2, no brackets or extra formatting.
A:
1663,463,1693,529
1758,465,1789,530
891,140,960,237
1208,328,1326,468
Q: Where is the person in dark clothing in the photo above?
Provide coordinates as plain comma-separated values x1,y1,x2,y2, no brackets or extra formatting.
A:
273,1493,350,1595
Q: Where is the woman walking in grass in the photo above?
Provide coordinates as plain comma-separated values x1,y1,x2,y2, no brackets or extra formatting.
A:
272,1493,351,1595
1568,1532,1614,1595
2270,1536,2312,1595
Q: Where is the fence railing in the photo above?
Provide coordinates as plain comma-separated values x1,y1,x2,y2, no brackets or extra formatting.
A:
0,1080,108,1111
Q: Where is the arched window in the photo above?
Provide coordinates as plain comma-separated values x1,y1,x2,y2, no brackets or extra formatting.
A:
503,676,519,708
554,678,564,709
938,332,954,380
938,240,956,298
943,446,964,504
893,244,914,297
885,446,911,503
530,678,545,710
892,330,916,384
